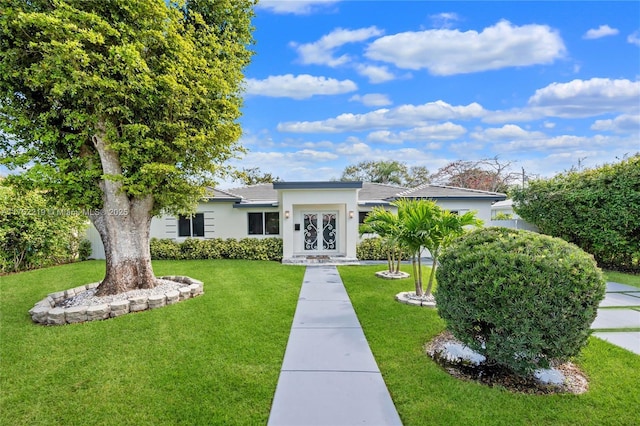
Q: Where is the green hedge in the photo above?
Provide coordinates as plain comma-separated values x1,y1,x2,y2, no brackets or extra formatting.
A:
511,155,640,272
356,237,410,261
436,227,606,376
150,237,283,261
0,185,88,273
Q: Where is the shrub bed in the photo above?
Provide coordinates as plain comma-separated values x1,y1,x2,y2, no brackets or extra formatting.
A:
150,237,283,261
356,237,410,261
435,227,606,376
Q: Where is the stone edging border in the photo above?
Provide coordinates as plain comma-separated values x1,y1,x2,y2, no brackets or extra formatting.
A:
375,270,410,280
28,276,203,326
395,291,437,308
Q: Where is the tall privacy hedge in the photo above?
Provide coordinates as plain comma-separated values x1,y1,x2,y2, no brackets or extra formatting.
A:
511,155,640,271
436,227,606,376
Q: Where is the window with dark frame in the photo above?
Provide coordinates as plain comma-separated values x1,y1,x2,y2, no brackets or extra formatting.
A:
359,211,368,224
178,213,205,237
248,212,280,235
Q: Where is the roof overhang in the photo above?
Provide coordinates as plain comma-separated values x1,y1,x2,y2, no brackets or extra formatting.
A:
273,181,362,190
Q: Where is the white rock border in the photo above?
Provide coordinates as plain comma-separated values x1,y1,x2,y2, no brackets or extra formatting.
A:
395,291,437,308
375,270,410,280
28,276,204,326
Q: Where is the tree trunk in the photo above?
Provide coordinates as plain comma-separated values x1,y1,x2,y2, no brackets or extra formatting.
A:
424,254,437,297
92,128,157,296
412,255,422,296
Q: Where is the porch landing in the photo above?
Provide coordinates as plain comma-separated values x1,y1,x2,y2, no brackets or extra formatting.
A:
282,255,360,266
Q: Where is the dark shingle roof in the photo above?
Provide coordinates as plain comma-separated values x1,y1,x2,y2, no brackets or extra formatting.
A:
211,182,506,204
226,183,277,201
396,184,506,200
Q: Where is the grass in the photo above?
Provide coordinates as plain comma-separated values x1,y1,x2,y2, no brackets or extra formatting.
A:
339,264,640,426
604,270,640,288
2,260,638,425
0,260,305,425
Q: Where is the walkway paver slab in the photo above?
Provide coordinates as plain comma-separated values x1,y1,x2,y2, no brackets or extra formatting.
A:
292,300,361,328
606,282,640,293
592,309,640,329
268,371,402,426
600,292,640,307
281,328,379,372
593,332,640,355
298,282,350,301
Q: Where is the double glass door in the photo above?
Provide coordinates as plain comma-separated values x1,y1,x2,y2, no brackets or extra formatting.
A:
303,212,337,252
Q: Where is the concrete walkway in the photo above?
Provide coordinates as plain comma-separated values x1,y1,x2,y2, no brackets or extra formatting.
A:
592,282,640,355
268,265,402,426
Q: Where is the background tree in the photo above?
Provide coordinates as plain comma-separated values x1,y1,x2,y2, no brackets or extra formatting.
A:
512,154,640,272
233,167,280,185
430,157,526,192
339,160,430,187
0,0,255,295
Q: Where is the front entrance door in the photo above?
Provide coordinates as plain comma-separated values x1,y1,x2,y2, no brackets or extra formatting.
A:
303,211,338,252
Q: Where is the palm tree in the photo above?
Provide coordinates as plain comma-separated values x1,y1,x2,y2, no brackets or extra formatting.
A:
360,207,403,274
394,199,483,298
422,210,483,297
394,198,438,296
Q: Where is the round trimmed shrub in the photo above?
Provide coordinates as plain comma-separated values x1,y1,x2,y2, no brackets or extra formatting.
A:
435,227,606,376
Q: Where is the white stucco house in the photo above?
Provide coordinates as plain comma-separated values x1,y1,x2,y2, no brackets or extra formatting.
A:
87,181,507,262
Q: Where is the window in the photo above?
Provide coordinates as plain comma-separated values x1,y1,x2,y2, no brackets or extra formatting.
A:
359,211,369,224
178,213,205,237
248,212,279,235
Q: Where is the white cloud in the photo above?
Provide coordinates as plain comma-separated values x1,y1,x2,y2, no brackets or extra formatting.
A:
349,93,392,107
429,12,460,29
591,114,640,133
257,0,340,15
528,78,640,117
245,74,357,99
628,31,640,47
277,100,486,133
355,64,396,83
583,25,619,39
335,142,371,156
367,123,467,143
293,149,339,161
291,26,384,67
365,20,566,75
471,124,546,141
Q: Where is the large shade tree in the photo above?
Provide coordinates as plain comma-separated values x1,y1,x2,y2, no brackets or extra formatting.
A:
0,0,255,295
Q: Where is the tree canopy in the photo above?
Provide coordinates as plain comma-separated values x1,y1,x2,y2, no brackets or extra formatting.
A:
339,160,430,187
0,0,256,294
430,157,526,193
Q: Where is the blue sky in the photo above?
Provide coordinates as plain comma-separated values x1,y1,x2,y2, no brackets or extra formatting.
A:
223,0,640,187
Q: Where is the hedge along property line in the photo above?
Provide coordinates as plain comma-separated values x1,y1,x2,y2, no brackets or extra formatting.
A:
150,237,284,261
28,276,203,326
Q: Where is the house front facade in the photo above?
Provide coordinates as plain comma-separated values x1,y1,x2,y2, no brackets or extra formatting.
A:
86,181,507,262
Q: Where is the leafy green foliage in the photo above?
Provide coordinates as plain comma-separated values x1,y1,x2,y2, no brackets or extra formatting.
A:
511,155,640,272
436,228,606,376
150,237,283,261
0,0,255,215
356,237,410,261
339,160,430,187
0,185,87,273
394,198,482,296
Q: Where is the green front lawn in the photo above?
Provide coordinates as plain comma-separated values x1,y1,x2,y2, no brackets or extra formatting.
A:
339,264,640,426
0,260,304,425
2,261,638,425
604,270,640,288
